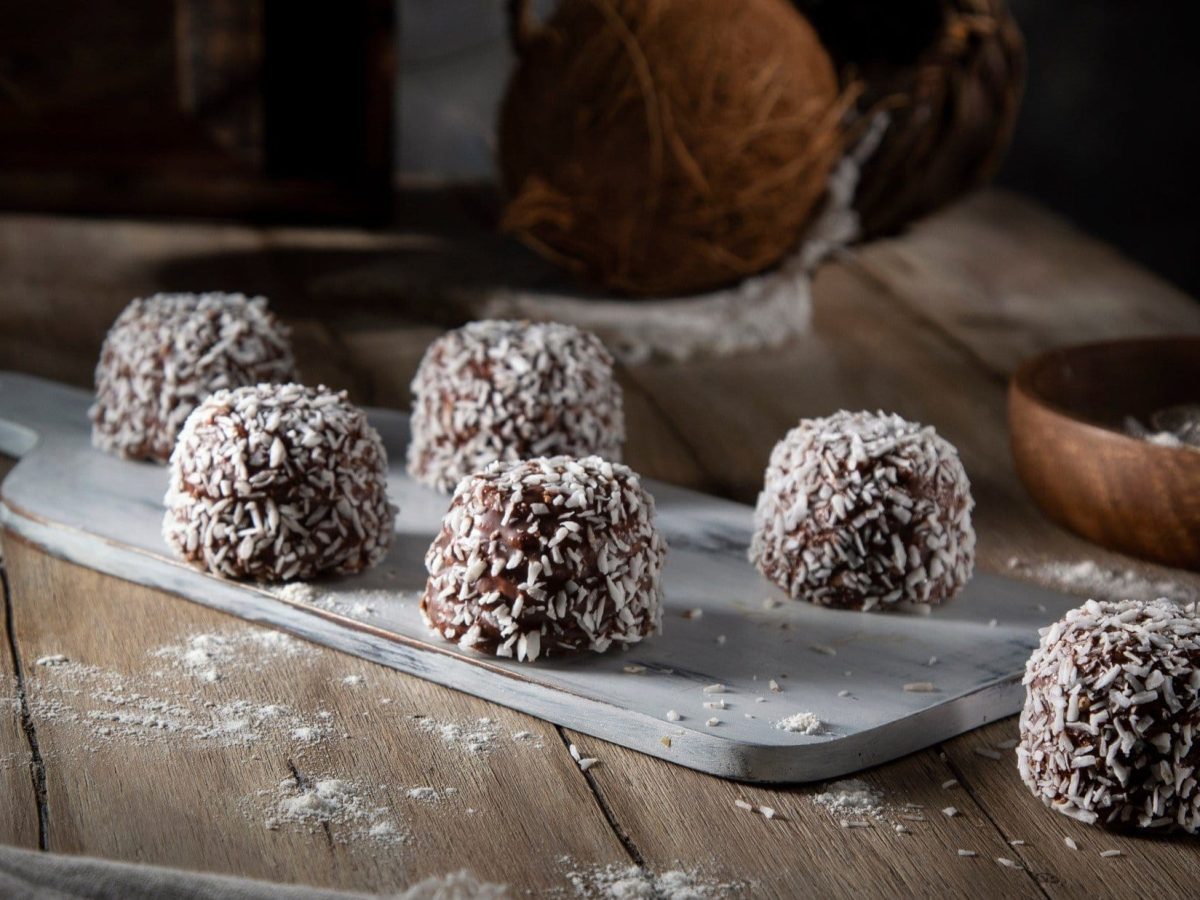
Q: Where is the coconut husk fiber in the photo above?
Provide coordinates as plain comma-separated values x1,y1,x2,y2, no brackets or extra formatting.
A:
498,0,846,298
798,0,1025,238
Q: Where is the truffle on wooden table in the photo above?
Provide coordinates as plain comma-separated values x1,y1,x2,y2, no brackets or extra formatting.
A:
1018,597,1200,833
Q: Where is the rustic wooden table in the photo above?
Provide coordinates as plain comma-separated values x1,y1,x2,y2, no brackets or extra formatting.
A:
2,190,1199,897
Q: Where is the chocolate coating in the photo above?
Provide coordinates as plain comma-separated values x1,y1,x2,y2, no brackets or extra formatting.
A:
1018,598,1200,832
421,455,665,661
163,383,395,582
406,320,624,493
749,410,974,610
91,292,297,462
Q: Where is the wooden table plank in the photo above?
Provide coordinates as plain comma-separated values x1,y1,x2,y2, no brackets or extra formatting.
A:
940,721,1197,899
561,727,1045,899
0,463,40,848
853,191,1200,375
2,536,629,892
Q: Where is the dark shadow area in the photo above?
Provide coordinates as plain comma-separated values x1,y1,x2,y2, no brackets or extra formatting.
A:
998,1,1200,298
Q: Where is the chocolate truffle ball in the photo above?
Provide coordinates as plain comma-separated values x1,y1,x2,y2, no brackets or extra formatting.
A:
91,292,297,462
749,410,975,611
1018,598,1200,833
421,455,666,661
163,383,395,582
406,320,624,493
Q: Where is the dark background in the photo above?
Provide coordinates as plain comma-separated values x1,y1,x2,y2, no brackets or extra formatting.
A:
0,1,1197,297
998,1,1200,296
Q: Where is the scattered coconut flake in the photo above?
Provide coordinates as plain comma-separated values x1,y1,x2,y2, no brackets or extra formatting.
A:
703,683,726,694
734,799,753,811
622,664,646,674
1007,557,1198,604
1064,836,1079,851
1008,840,1025,846
261,776,407,845
942,807,959,818
774,712,824,735
666,710,681,722
957,850,977,858
705,717,720,727
578,757,600,772
683,608,704,620
903,682,936,693
996,858,1021,869
716,635,727,646
153,629,314,683
927,656,939,666
405,787,443,802
272,584,413,621
942,779,958,789
759,806,776,820
768,679,782,693
810,644,837,657
1100,849,1123,858
814,779,884,819
342,675,364,686
412,715,499,756
561,861,744,900
35,654,68,667
704,700,727,710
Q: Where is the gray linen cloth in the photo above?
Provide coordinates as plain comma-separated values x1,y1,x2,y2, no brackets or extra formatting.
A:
0,845,507,900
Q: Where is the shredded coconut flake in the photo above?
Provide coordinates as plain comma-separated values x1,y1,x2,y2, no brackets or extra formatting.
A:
775,712,824,735
750,411,975,611
406,321,624,493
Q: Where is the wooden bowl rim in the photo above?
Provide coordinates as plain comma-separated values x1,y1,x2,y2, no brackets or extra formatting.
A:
1010,336,1200,462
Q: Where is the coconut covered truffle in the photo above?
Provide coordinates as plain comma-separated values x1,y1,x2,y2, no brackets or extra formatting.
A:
91,292,297,462
421,455,666,661
406,320,624,493
749,410,975,611
1018,598,1200,833
163,383,395,582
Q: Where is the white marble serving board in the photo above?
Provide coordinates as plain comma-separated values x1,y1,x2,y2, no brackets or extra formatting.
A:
0,372,1077,782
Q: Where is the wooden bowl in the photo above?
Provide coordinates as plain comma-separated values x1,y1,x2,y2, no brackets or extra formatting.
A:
1008,337,1200,570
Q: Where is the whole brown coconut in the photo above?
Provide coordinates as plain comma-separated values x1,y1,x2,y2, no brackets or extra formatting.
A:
498,0,844,298
796,0,1025,238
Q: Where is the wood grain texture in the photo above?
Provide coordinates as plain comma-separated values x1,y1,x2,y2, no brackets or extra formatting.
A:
562,726,1046,899
3,536,628,892
852,190,1200,376
0,485,40,848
